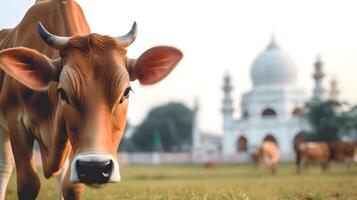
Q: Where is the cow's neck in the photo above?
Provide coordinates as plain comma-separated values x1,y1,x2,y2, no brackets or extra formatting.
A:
5,0,91,177
36,0,91,177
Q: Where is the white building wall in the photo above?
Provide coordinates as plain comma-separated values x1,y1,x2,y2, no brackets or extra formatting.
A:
222,85,311,155
221,38,317,156
222,124,235,154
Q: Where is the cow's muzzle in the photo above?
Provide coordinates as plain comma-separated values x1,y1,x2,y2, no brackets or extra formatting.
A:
70,153,121,184
76,159,113,184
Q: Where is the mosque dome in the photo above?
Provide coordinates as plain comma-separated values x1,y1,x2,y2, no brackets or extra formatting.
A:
251,37,298,87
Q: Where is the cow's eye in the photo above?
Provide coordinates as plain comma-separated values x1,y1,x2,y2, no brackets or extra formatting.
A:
119,87,133,104
57,88,70,104
124,87,132,98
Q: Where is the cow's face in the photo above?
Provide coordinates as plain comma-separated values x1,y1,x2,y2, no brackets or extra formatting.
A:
59,35,131,184
0,22,182,185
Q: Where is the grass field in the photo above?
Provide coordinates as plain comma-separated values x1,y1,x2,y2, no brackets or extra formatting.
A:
5,163,357,200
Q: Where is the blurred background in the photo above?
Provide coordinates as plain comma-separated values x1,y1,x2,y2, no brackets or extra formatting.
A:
1,0,357,163
2,0,357,199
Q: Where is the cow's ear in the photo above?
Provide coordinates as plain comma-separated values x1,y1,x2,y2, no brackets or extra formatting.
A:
128,46,183,85
0,47,60,90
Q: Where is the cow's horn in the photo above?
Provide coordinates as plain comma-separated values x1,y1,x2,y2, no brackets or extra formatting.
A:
37,22,69,49
116,22,137,47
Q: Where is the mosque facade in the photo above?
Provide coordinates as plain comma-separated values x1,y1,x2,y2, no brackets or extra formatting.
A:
191,36,336,157
221,37,328,155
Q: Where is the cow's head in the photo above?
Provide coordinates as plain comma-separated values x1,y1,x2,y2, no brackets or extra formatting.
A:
0,22,182,185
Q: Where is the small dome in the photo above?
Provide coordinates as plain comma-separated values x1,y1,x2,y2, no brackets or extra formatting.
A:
251,37,298,87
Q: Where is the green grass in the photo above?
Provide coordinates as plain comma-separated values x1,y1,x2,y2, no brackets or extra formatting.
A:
5,163,357,200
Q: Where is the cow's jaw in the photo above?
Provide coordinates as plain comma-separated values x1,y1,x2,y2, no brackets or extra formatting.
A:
70,153,121,185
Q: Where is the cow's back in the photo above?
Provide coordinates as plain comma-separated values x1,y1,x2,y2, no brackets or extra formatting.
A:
328,142,355,161
0,0,90,58
299,142,329,162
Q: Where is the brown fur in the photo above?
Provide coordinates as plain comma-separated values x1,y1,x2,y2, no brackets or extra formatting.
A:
328,141,356,170
328,141,355,161
0,1,90,198
297,142,330,172
0,1,182,199
252,141,279,174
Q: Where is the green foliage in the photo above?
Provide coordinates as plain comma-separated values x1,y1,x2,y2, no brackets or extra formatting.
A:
342,105,357,132
305,100,343,141
305,100,357,141
118,137,137,152
118,121,138,152
131,102,193,152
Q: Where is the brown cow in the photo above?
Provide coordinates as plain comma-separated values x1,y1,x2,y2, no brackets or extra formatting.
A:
328,141,356,170
0,0,182,199
293,133,305,166
297,142,330,172
252,141,279,174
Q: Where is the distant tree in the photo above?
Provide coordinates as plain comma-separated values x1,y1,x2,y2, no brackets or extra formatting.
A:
341,105,357,134
118,121,138,152
305,100,344,141
118,137,137,152
131,102,193,152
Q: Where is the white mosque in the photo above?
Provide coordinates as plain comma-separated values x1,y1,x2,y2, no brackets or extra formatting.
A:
192,36,339,157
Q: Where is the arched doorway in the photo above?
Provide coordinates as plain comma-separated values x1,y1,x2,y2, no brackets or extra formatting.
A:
236,136,248,152
262,108,277,117
263,134,278,146
292,107,305,116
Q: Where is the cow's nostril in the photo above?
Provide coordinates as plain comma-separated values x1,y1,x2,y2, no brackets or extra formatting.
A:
76,160,87,179
76,159,113,184
102,160,113,178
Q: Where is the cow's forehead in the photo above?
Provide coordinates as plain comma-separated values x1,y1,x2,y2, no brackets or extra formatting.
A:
64,47,126,73
59,57,130,90
62,33,127,55
60,34,128,78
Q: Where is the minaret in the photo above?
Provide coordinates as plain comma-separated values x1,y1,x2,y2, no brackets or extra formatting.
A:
192,98,200,151
312,55,326,101
222,73,234,130
329,78,339,101
222,73,234,155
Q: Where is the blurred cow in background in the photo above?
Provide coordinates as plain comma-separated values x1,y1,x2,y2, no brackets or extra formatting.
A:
297,142,330,172
328,141,357,170
252,141,279,174
293,132,305,166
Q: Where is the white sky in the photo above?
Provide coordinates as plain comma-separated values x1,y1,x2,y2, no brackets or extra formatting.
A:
1,0,357,134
